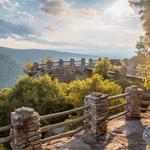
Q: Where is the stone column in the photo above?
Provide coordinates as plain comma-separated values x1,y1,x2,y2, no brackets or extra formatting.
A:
125,85,143,119
84,92,108,138
121,65,126,79
33,63,39,72
81,58,85,67
10,107,42,150
47,60,53,69
89,58,94,68
70,58,75,67
59,59,63,67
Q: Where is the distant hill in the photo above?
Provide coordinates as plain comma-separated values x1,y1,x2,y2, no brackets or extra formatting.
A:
0,47,98,64
0,47,98,89
0,52,22,89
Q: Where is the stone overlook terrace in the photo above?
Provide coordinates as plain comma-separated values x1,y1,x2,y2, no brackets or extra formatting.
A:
0,86,150,150
24,58,147,81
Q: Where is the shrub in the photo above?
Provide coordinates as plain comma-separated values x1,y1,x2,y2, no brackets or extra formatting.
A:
144,66,150,90
0,74,71,125
94,58,112,78
65,74,123,114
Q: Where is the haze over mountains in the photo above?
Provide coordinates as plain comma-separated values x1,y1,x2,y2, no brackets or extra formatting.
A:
0,47,98,89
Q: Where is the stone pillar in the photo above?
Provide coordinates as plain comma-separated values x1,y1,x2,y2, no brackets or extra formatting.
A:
125,86,143,119
59,59,63,67
10,107,42,150
81,58,85,67
89,58,94,68
33,63,39,72
121,65,126,79
70,58,75,67
84,92,108,138
47,60,53,69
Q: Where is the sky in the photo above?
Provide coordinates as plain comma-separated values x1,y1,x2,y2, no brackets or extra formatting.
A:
0,0,144,57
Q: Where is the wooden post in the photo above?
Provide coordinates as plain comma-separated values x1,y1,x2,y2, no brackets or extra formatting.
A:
125,85,143,119
84,92,108,138
10,107,42,150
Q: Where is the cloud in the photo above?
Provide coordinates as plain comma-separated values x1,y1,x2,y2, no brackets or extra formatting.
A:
17,11,35,23
45,26,59,31
81,8,97,16
0,19,38,39
40,0,73,17
0,0,20,12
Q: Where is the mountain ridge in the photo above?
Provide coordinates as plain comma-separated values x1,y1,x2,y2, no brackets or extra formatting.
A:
0,46,98,89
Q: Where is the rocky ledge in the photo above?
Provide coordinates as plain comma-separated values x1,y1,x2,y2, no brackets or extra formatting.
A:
43,113,150,150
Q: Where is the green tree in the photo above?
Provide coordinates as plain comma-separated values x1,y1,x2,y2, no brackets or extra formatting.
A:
143,66,150,90
94,58,112,78
65,74,123,114
0,74,71,125
129,0,150,47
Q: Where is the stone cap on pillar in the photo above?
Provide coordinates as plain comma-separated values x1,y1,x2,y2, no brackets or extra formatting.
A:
90,92,108,104
11,107,39,126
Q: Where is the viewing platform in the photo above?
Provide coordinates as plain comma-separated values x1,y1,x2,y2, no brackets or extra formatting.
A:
0,86,150,150
43,113,150,150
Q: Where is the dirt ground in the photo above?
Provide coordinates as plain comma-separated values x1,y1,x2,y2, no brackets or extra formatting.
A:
42,113,150,150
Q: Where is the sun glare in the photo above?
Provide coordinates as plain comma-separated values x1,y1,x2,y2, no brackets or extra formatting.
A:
106,0,134,18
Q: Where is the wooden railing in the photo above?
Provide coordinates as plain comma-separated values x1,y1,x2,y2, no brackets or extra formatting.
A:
140,100,150,112
40,106,89,143
0,87,149,148
108,92,130,121
0,124,12,144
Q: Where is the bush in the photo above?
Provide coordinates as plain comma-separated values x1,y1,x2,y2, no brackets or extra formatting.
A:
144,66,150,90
94,58,112,78
0,73,124,126
0,74,71,125
65,74,123,114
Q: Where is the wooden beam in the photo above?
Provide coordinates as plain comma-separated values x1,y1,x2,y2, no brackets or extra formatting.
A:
40,106,89,121
41,115,89,133
108,93,130,100
108,111,128,121
109,102,127,110
42,124,89,143
141,101,150,106
140,107,150,112
0,124,12,133
0,136,11,144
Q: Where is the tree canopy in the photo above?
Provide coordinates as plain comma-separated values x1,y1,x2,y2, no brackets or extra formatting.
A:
129,0,150,47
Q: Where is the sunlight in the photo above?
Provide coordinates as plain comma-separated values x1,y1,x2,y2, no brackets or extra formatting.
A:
106,0,134,18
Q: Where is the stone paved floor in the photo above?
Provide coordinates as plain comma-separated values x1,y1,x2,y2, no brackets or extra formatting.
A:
42,113,150,150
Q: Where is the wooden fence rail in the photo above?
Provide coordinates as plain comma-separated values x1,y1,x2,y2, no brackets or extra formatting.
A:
0,86,149,148
109,102,128,110
40,106,88,121
140,107,150,112
0,124,12,144
108,111,128,121
41,114,90,133
141,101,150,106
0,124,12,133
42,124,89,143
108,92,130,100
0,136,11,144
